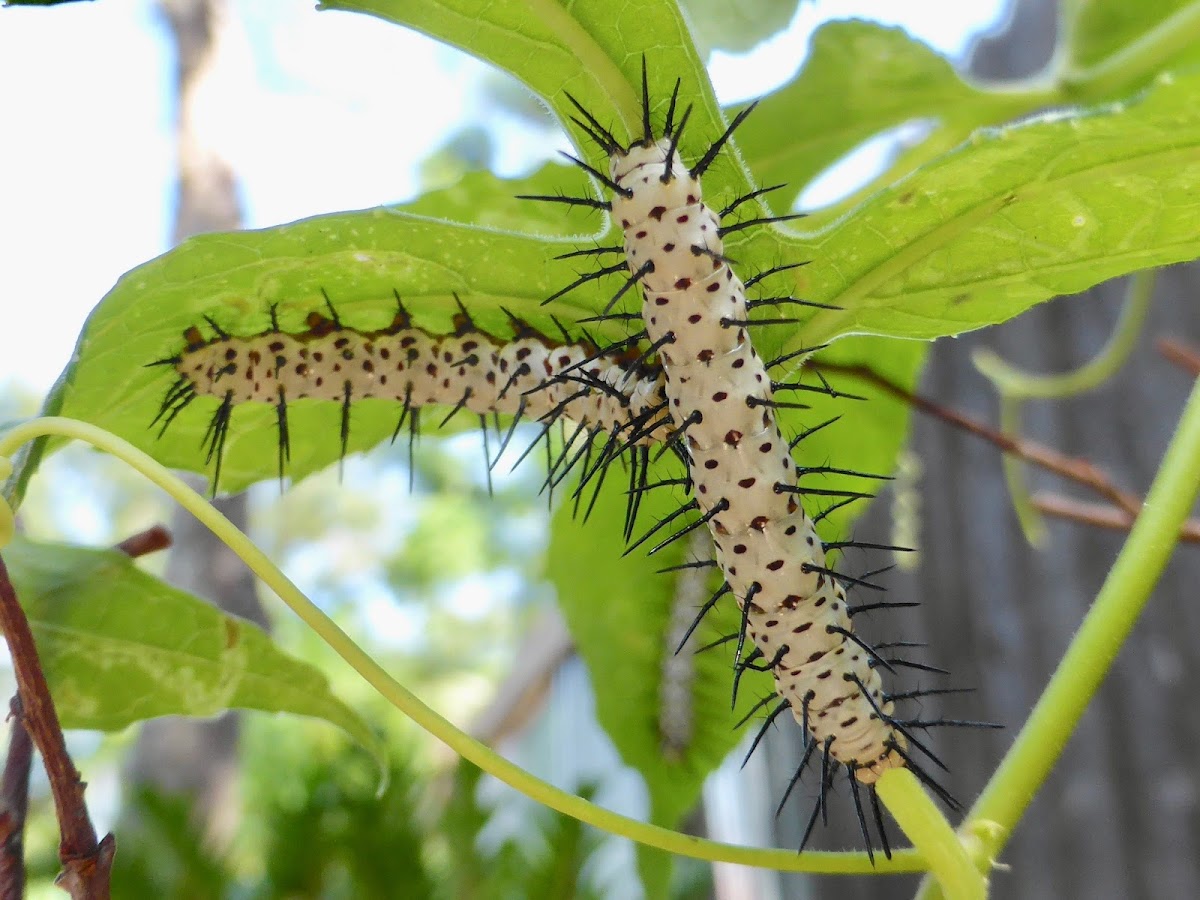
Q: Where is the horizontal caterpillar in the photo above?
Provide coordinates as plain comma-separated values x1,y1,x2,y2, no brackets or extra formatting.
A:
528,62,985,855
150,296,673,495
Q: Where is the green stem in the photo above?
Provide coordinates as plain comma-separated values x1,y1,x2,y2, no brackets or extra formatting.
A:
975,271,1155,543
915,370,1200,899
972,271,1155,400
0,417,922,876
973,2,1200,104
0,457,13,547
877,769,986,900
1057,1,1200,100
519,0,642,130
998,395,1045,545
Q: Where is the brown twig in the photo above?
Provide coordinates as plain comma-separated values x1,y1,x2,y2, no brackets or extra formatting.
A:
0,699,33,900
1032,493,1200,543
113,524,173,559
813,361,1200,542
0,524,168,897
1157,337,1200,377
0,525,168,897
0,553,116,899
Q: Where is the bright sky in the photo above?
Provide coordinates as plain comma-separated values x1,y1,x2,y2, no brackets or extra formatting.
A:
0,0,1007,397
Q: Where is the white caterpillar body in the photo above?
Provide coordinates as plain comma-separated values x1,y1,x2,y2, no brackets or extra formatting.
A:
610,137,904,781
155,306,672,484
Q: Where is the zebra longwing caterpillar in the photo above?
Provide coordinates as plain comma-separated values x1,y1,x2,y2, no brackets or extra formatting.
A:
528,59,987,856
151,295,672,498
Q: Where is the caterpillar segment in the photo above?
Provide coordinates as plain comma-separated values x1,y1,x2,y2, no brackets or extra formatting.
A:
151,297,672,496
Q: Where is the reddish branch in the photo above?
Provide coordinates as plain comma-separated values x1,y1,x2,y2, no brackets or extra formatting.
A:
113,525,173,559
0,699,32,900
1157,337,1200,377
0,524,172,898
1031,494,1200,541
0,554,111,897
813,360,1200,543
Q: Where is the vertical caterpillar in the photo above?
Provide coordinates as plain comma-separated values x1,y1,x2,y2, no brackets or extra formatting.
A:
527,61,987,855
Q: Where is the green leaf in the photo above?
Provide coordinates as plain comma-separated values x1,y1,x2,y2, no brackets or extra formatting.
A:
796,67,1200,346
53,205,602,494
735,20,1024,207
2,535,383,766
546,464,746,830
1066,0,1200,70
676,0,801,54
401,163,598,236
326,0,719,163
780,335,927,538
